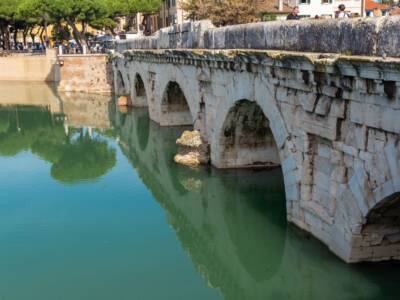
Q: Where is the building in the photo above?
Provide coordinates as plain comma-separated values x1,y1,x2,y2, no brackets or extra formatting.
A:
136,0,296,35
258,0,296,20
157,0,186,28
135,0,185,35
365,0,390,16
298,0,363,18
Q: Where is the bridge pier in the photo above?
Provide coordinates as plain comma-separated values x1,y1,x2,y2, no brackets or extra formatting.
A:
112,19,400,262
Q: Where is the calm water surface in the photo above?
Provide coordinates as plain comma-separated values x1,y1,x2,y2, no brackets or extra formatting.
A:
0,83,399,300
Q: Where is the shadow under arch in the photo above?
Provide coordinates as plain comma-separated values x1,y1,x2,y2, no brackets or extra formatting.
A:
116,70,127,96
132,108,150,151
359,192,400,259
132,73,148,107
219,99,280,169
160,81,193,126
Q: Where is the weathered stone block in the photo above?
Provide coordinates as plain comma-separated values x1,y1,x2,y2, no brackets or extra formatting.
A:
315,95,332,116
297,91,317,112
225,25,245,49
282,155,297,175
315,155,333,176
297,110,338,141
350,101,400,134
264,21,286,50
343,18,377,56
212,28,226,49
314,170,331,191
376,16,400,57
332,166,347,184
318,143,331,159
285,183,300,201
349,167,375,217
244,23,266,49
331,149,343,165
384,141,400,189
329,99,346,119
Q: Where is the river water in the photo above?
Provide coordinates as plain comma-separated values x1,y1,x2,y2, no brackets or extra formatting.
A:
0,83,398,300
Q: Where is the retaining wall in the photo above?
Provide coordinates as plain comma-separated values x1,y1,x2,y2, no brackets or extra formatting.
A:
0,50,59,82
57,54,113,94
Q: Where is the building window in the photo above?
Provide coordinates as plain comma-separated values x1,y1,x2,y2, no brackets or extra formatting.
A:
321,0,332,4
299,0,311,4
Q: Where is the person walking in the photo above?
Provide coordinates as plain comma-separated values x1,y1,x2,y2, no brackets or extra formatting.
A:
336,4,350,18
287,6,301,20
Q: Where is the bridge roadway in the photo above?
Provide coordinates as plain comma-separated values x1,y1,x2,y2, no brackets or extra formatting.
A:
112,17,400,262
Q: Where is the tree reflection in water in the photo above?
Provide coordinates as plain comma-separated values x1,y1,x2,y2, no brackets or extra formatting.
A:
0,106,116,183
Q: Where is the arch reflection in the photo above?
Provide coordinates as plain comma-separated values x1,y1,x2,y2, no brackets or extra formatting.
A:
111,106,383,300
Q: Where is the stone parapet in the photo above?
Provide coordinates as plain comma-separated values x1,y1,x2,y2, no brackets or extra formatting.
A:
116,16,400,58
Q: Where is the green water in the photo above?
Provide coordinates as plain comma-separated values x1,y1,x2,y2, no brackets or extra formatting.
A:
0,88,399,300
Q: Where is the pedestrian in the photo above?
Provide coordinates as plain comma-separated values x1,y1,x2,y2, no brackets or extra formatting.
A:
287,6,300,20
336,4,350,18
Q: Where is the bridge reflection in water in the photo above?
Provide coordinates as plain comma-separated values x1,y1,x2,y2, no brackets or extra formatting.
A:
110,106,395,300
0,83,398,299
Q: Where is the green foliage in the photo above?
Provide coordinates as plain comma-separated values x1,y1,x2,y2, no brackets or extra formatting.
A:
1,0,163,49
51,24,72,42
262,13,277,22
0,0,21,22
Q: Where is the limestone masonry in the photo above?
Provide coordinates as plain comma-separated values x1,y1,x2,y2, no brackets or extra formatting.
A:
113,17,400,263
116,16,400,57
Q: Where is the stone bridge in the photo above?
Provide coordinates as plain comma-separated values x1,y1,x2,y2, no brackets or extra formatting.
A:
111,17,400,263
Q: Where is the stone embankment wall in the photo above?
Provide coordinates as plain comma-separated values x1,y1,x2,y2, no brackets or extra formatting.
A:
57,55,113,94
0,50,59,82
116,16,400,57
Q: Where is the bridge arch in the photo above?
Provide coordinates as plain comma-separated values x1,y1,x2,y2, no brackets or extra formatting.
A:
131,73,148,107
115,70,127,96
217,99,280,169
160,81,194,126
357,192,400,260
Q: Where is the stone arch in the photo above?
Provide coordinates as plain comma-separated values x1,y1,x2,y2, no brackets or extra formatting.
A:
160,81,194,126
357,192,400,261
115,70,127,96
216,99,280,169
131,73,148,107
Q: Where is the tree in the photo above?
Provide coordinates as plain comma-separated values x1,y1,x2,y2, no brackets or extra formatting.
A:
180,0,260,26
119,0,163,33
1,0,164,51
17,0,53,47
0,0,23,49
179,0,210,21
